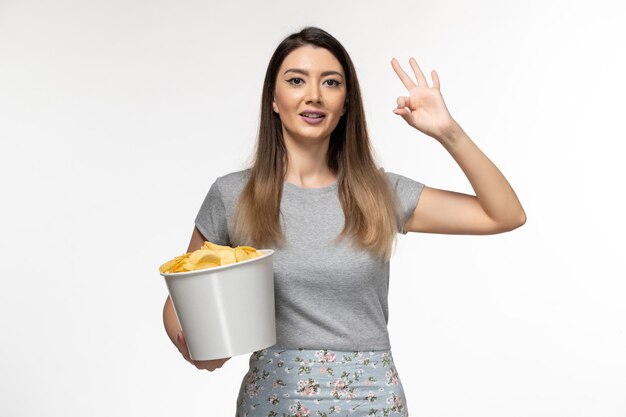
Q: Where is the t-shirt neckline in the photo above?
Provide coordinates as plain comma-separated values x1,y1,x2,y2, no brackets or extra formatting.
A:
283,180,338,194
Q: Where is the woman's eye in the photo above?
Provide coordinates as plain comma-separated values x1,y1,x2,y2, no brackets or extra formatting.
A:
287,78,304,85
324,79,341,87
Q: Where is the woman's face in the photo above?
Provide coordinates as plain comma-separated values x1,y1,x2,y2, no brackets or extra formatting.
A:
272,45,347,147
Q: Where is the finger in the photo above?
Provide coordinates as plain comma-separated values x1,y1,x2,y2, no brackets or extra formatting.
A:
194,361,216,371
393,108,414,126
193,358,228,372
391,58,417,90
176,331,191,361
409,58,428,87
393,107,412,120
431,69,440,89
396,96,411,109
210,358,228,371
393,107,410,115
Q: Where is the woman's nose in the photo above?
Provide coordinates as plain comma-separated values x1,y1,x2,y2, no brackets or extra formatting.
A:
304,83,321,103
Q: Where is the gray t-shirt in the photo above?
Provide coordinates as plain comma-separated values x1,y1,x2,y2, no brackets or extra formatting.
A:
194,169,424,351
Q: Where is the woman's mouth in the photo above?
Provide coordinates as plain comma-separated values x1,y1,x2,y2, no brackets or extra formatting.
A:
300,111,326,124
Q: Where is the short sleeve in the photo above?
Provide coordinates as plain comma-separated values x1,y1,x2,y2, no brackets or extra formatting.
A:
194,181,230,245
385,172,425,234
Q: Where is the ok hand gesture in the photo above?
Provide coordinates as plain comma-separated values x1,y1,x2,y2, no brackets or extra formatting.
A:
391,58,458,140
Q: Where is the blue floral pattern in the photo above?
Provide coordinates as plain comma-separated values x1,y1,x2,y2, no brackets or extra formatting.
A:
236,348,408,417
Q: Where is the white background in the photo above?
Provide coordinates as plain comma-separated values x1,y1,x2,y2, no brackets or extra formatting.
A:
1,0,625,416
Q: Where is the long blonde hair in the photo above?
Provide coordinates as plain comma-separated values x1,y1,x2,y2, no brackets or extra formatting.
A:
231,27,401,261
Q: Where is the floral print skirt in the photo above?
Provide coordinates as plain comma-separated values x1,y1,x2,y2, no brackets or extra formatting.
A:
235,347,408,417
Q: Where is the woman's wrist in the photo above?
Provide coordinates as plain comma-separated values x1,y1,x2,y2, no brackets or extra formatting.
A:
436,120,468,151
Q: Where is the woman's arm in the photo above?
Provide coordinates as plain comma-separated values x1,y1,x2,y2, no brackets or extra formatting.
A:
162,226,231,371
405,123,526,234
391,58,526,235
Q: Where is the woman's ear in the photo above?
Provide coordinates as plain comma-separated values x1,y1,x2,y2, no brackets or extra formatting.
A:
272,98,279,113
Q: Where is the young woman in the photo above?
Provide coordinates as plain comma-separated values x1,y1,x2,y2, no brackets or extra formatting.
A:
163,27,525,416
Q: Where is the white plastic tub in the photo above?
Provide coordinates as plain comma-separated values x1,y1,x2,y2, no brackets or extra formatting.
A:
161,249,276,360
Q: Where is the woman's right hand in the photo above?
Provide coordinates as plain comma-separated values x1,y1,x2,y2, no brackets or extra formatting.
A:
175,330,231,371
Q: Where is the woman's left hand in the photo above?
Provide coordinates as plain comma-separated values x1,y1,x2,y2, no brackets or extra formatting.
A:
391,57,457,140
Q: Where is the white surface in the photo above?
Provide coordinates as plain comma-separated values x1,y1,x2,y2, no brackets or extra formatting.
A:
163,250,275,360
1,0,625,416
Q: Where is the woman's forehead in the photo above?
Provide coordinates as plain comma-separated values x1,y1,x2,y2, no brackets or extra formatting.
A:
279,45,344,75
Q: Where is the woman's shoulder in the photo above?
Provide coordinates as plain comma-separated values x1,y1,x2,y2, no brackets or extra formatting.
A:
215,168,251,187
211,168,251,201
380,169,421,187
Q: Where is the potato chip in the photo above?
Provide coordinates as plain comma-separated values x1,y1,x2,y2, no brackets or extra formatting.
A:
216,249,236,265
238,247,264,261
189,249,221,265
202,241,230,251
159,241,264,273
159,253,189,274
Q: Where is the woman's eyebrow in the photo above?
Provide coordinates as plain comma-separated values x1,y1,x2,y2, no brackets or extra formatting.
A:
283,68,344,78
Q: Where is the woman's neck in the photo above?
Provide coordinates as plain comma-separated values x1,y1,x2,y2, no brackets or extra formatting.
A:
283,136,336,188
